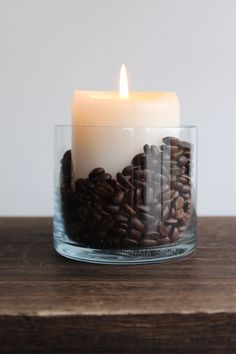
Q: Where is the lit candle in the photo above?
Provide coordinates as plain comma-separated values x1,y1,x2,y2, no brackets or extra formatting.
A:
72,65,180,179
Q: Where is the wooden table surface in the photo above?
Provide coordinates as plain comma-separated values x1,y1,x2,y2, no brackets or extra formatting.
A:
0,217,236,353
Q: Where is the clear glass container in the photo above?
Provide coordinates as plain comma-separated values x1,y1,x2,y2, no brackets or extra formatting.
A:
54,125,197,264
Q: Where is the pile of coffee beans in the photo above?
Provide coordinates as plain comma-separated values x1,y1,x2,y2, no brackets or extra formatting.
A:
60,137,192,249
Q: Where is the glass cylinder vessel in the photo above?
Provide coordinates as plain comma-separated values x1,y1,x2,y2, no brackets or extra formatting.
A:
54,125,197,264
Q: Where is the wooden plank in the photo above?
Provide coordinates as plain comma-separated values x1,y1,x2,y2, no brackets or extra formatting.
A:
0,217,236,353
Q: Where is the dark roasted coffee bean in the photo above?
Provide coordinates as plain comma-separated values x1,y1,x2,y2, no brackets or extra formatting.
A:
176,182,183,191
172,150,184,159
143,144,151,154
152,203,162,215
112,228,128,238
85,180,95,189
176,208,185,220
148,159,159,171
122,165,140,176
141,213,156,224
178,156,189,167
159,224,168,237
122,238,138,247
150,145,160,159
136,204,150,214
148,220,159,232
89,167,105,181
116,172,133,189
166,218,178,225
104,204,120,214
144,231,160,240
157,237,170,245
131,217,144,231
183,192,191,200
108,179,120,191
132,153,147,168
130,228,142,240
171,227,180,241
179,225,187,232
112,190,125,205
163,206,170,220
134,169,150,178
179,176,189,185
123,203,136,216
175,196,185,209
182,185,191,193
95,185,113,198
171,190,179,199
134,187,142,203
114,214,128,223
170,166,180,175
94,203,110,216
162,136,179,146
140,239,157,247
118,222,129,230
103,173,112,180
178,141,191,150
162,190,172,202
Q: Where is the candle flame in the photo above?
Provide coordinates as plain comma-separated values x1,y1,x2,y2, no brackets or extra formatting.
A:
119,64,129,99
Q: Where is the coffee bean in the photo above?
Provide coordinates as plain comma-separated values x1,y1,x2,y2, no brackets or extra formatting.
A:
171,227,180,241
112,227,128,238
104,204,120,214
171,190,179,199
175,196,185,209
162,136,179,146
112,190,125,205
159,224,168,237
150,145,160,159
131,217,145,231
95,186,113,198
140,239,157,247
132,153,147,168
122,238,138,247
143,144,151,154
144,231,160,240
134,187,142,203
130,228,142,240
136,204,150,214
163,206,170,220
157,237,170,245
123,203,136,216
176,208,185,220
179,176,189,185
114,214,128,223
140,213,156,224
179,225,187,232
116,172,133,189
166,218,178,225
178,156,189,167
178,141,191,150
89,167,105,181
182,185,191,193
134,169,150,178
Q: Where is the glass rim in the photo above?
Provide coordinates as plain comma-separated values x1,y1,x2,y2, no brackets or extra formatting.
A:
54,124,197,129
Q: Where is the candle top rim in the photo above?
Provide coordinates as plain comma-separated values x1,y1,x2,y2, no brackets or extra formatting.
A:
73,91,178,101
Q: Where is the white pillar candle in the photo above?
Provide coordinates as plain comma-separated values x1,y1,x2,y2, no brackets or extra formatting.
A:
71,66,180,179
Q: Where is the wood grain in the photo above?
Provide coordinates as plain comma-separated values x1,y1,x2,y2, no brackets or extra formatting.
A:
0,217,236,353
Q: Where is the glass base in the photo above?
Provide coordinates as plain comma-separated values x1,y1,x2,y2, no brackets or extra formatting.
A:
54,234,196,265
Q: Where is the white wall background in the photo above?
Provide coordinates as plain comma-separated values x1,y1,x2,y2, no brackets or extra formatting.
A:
0,0,235,216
